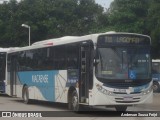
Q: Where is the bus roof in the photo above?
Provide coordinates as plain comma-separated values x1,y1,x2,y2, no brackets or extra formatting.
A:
0,47,20,53
0,48,12,52
32,31,150,46
7,32,151,53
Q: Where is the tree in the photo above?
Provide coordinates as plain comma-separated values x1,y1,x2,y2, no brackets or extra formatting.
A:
0,0,21,47
0,0,104,47
107,0,149,33
147,0,160,58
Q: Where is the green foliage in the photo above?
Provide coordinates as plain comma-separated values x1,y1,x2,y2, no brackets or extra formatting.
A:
147,0,160,58
0,0,103,46
107,0,149,33
105,0,160,58
0,0,160,58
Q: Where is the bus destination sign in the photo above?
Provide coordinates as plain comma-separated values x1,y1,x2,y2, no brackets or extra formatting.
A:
97,34,150,46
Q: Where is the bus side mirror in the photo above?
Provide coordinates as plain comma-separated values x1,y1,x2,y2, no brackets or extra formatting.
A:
93,50,100,66
94,59,100,66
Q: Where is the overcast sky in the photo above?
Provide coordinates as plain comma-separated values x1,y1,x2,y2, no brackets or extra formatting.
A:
95,0,114,9
1,0,114,9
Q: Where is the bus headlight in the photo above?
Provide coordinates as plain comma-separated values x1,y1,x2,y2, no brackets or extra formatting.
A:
141,87,152,95
96,84,113,95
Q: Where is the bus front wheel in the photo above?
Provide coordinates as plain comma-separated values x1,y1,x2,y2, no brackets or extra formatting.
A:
22,86,30,104
70,90,79,111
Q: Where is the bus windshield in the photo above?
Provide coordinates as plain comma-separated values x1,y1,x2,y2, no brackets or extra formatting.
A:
95,47,151,80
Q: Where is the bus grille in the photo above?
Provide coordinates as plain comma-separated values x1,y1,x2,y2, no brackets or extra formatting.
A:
113,92,141,94
115,101,140,103
115,97,140,103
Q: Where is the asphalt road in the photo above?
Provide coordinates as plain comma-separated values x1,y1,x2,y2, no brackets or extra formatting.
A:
0,93,159,120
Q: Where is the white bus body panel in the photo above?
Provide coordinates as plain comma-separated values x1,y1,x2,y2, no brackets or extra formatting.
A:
14,70,68,103
88,77,152,106
55,70,68,103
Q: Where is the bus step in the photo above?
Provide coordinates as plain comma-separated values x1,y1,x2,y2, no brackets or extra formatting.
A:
12,95,17,97
80,97,89,103
79,103,89,105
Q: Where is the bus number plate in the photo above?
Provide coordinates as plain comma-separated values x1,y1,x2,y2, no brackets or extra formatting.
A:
124,97,133,101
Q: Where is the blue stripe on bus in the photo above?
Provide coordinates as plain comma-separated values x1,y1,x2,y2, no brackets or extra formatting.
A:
18,70,58,102
133,83,149,93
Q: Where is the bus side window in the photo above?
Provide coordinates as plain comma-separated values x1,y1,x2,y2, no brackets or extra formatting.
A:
67,44,79,69
18,51,26,71
54,46,67,70
44,48,53,70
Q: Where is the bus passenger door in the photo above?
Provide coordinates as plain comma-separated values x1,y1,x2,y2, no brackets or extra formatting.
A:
10,55,17,97
79,42,91,104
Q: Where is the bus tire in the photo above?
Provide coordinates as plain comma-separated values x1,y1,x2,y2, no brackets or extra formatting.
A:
115,106,127,111
22,86,30,104
153,82,160,92
70,90,79,112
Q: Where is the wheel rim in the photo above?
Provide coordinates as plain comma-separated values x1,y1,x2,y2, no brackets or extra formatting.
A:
72,95,78,110
23,89,28,102
72,93,78,111
24,92,27,101
24,91,27,101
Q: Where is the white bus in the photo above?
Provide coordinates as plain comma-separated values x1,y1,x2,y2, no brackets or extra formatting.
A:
0,48,19,93
6,32,152,111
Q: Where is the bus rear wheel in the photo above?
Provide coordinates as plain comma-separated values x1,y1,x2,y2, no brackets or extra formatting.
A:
22,86,30,104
